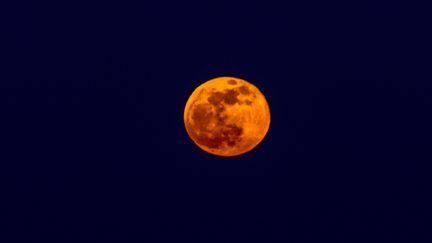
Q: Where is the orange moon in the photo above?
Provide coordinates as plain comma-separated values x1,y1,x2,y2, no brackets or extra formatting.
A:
184,77,271,157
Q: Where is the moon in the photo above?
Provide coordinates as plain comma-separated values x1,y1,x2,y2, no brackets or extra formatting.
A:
184,77,271,157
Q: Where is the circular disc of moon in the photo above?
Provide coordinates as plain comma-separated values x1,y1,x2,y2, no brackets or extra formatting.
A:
184,76,271,157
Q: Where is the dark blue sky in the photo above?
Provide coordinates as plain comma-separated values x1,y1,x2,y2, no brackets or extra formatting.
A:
2,0,431,242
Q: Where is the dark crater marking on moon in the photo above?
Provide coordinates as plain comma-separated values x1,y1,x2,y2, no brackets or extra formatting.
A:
228,79,237,85
238,85,250,95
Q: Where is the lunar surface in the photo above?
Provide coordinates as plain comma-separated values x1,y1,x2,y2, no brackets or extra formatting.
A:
184,77,270,157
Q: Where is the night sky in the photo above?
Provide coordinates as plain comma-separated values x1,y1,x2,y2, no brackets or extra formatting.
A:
2,1,431,242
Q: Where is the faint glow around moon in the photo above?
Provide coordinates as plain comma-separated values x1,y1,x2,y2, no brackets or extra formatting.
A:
184,76,271,157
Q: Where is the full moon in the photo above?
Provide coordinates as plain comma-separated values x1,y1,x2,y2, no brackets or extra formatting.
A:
184,77,271,157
